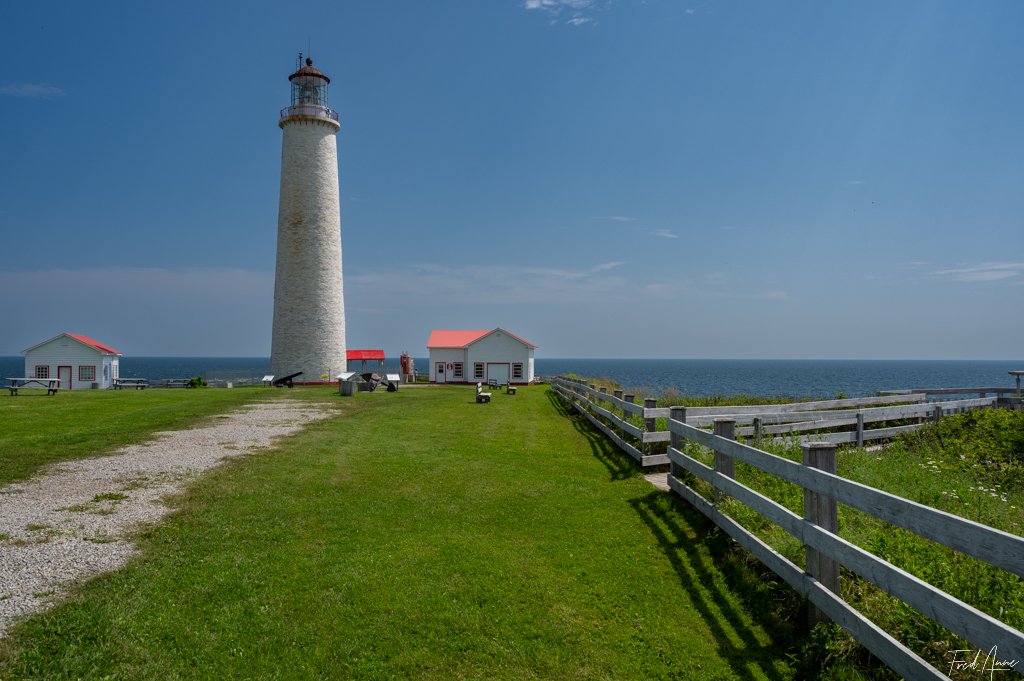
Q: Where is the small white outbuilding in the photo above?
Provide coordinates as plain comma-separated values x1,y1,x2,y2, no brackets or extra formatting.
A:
427,328,536,385
23,333,122,390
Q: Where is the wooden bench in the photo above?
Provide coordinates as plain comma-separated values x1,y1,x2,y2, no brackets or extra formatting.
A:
114,378,148,390
165,379,192,388
476,383,491,403
506,384,517,395
487,378,499,390
7,378,60,396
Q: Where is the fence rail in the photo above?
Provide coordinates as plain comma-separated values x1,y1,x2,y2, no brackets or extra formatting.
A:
551,377,999,449
550,376,1024,679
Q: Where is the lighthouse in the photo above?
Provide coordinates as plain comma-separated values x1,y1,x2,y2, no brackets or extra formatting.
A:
270,55,347,382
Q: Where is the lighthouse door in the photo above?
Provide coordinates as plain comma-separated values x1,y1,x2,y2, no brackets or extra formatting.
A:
436,363,446,384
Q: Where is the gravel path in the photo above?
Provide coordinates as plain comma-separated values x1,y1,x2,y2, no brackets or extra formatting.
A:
0,399,333,638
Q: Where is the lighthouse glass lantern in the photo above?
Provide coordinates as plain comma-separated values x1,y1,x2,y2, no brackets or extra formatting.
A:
290,60,328,106
280,54,339,126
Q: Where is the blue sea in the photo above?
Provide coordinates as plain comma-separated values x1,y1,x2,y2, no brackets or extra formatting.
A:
1,356,1020,398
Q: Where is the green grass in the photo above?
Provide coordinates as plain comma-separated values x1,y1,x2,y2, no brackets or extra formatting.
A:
0,387,273,485
0,386,799,679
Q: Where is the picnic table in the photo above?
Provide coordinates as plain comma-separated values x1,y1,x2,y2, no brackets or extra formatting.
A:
165,379,192,388
7,377,60,396
114,378,148,390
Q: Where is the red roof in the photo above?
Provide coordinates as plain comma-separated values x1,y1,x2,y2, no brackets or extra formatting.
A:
427,330,490,348
347,349,385,361
427,328,537,349
66,333,122,355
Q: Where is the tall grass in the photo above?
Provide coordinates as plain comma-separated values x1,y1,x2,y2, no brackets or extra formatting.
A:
676,410,1024,678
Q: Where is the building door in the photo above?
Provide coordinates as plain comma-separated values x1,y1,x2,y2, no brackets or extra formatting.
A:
487,363,510,386
58,365,72,391
436,362,446,384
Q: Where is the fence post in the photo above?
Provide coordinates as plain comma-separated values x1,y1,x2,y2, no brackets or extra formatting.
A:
644,398,658,455
802,442,839,626
669,406,686,481
624,394,635,444
933,405,943,423
753,416,763,443
856,412,864,448
613,390,623,400
713,418,736,503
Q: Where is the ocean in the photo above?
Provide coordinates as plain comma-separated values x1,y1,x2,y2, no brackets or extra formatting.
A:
1,356,1020,398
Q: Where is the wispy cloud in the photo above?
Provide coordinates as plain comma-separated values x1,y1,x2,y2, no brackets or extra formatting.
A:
0,82,64,98
524,0,603,26
525,0,597,10
594,215,636,222
0,267,273,355
651,228,678,239
930,262,1024,283
348,261,629,306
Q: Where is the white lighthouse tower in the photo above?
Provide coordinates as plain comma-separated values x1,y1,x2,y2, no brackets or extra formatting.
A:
270,55,347,382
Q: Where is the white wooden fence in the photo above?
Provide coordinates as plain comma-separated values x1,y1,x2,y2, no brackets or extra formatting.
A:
550,376,1024,679
552,377,1001,452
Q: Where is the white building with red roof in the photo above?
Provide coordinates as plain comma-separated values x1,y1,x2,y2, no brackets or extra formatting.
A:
22,333,122,390
426,328,536,385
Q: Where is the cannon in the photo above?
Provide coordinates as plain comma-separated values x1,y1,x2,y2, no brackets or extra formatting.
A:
273,371,303,388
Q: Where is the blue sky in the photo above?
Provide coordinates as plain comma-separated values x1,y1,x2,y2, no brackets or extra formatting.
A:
1,0,1021,359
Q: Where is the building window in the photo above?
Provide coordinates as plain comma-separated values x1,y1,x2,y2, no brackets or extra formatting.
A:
79,366,96,382
453,362,464,379
473,363,484,379
34,365,49,379
512,363,524,380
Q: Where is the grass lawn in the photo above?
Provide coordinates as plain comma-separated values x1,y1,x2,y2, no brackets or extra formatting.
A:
0,385,800,679
0,387,274,486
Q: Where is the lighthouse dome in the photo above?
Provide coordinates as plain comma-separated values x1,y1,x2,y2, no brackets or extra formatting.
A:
288,57,330,84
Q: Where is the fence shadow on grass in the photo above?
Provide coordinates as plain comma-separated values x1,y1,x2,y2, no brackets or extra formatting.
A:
546,389,635,481
629,490,800,681
546,387,807,677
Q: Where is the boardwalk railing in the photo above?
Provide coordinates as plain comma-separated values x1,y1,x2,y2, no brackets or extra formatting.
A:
550,376,1024,679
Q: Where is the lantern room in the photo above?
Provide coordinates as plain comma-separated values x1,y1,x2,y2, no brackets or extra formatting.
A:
289,55,330,106
279,54,339,128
